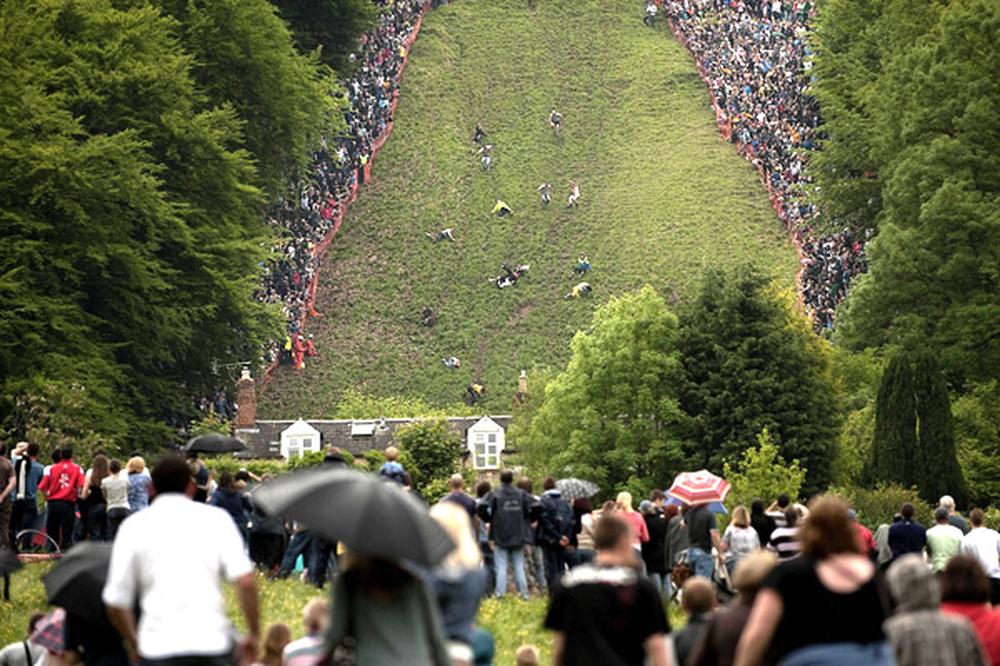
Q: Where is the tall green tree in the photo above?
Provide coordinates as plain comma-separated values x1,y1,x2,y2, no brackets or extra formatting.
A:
829,0,1000,386
272,0,377,72
0,0,278,446
953,382,1000,507
913,353,967,506
869,354,918,488
678,266,840,496
523,286,689,495
148,0,342,193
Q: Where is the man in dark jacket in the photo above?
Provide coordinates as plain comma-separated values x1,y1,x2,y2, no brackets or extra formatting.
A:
479,470,530,599
311,446,348,587
889,502,927,563
538,477,574,589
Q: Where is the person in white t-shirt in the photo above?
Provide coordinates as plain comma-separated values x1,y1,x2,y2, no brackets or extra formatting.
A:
103,455,260,666
960,508,1000,605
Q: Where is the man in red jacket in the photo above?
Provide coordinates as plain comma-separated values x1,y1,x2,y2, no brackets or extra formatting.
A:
38,447,84,550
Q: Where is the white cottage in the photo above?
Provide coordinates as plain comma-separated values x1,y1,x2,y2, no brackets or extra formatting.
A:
280,419,321,459
466,416,505,470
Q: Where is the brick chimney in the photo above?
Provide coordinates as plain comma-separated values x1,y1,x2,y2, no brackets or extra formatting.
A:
234,367,257,429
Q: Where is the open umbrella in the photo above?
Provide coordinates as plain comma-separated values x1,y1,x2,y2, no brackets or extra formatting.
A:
43,541,113,619
184,432,246,454
664,495,728,514
556,478,599,502
0,548,22,576
666,469,731,507
253,468,454,567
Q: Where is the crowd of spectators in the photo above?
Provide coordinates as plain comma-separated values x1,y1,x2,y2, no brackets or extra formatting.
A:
664,0,868,330
255,0,425,363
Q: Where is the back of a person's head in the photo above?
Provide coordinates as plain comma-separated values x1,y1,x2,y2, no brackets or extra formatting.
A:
51,449,62,464
61,446,73,460
784,506,799,527
260,623,292,662
430,501,481,570
573,497,593,513
27,442,40,458
151,454,193,496
733,550,778,595
970,508,985,527
475,480,491,498
109,459,122,475
302,598,329,634
798,496,857,559
91,454,110,482
601,500,617,515
27,612,46,638
218,471,234,490
751,499,765,515
384,446,399,462
650,489,665,503
682,577,716,615
327,445,343,457
449,473,465,490
517,477,533,493
888,554,939,611
777,493,790,508
939,495,956,511
127,456,145,474
732,505,750,528
942,554,991,604
663,503,680,520
639,500,656,515
515,644,540,666
499,469,514,485
935,507,950,524
594,514,631,551
900,502,915,519
542,476,556,491
616,491,633,512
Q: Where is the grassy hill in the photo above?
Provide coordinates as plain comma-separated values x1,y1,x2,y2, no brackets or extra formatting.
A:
260,0,799,417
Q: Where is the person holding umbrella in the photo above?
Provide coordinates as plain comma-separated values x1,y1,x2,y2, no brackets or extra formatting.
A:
668,470,731,579
103,455,260,666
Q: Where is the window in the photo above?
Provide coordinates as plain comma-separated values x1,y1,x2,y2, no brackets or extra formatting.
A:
473,430,500,469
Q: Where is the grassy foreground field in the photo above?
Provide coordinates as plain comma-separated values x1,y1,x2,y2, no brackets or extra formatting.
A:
1,564,686,661
261,0,798,416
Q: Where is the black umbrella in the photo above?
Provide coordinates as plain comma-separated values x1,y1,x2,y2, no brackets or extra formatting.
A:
253,468,454,567
43,542,113,619
184,432,246,454
0,548,22,576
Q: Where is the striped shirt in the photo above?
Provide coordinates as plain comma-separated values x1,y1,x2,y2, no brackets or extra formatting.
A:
768,526,801,560
282,635,325,666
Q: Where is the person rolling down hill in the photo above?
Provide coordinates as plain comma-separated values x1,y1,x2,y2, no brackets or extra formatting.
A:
465,383,485,405
492,200,513,218
538,182,552,207
644,0,657,27
473,123,486,145
477,144,493,172
549,109,563,136
495,263,529,289
574,254,592,275
443,356,461,369
564,282,592,300
425,228,456,243
567,180,580,207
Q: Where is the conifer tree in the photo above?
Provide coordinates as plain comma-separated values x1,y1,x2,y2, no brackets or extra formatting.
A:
914,353,967,507
869,355,918,488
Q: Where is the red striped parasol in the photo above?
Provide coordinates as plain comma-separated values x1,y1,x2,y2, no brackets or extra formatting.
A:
666,470,731,506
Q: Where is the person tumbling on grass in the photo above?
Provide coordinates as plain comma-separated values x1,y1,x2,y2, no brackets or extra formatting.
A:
465,382,486,405
564,282,592,300
473,123,486,145
492,200,513,218
574,254,592,275
443,356,461,369
549,109,563,136
477,143,493,172
425,228,456,243
567,180,581,207
644,0,657,27
538,182,552,207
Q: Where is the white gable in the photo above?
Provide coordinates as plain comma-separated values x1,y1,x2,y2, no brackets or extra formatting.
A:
467,416,505,470
280,419,321,459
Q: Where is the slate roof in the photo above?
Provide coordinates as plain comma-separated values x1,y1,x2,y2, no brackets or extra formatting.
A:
236,415,512,459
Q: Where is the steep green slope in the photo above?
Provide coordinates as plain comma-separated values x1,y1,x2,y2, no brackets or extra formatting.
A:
260,0,798,416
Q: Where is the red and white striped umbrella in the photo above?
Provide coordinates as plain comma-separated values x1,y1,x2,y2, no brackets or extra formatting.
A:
666,470,731,506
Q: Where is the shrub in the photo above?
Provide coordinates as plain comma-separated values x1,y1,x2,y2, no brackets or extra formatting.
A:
723,429,806,510
829,483,933,530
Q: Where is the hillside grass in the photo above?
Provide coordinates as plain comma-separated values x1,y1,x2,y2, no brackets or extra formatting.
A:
261,0,798,416
1,564,687,662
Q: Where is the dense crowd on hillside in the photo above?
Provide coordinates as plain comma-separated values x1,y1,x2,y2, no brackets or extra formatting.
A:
5,438,1000,666
255,0,425,363
663,0,867,330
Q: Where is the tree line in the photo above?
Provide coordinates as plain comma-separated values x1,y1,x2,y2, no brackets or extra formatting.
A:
0,0,373,448
808,0,999,506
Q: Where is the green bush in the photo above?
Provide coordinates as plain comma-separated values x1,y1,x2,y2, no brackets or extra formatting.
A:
723,429,806,511
395,419,465,493
829,483,933,531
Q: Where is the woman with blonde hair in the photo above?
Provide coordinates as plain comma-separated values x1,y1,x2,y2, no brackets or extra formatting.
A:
126,456,149,513
735,496,892,666
615,491,649,561
426,501,488,665
723,505,761,576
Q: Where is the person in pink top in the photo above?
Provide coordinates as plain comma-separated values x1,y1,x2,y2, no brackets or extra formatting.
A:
616,492,650,567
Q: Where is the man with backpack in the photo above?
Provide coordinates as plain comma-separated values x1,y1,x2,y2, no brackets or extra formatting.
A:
539,477,574,589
